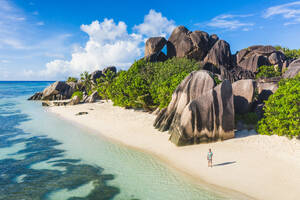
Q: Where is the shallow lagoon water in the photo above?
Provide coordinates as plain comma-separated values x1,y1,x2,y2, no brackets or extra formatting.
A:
0,82,247,200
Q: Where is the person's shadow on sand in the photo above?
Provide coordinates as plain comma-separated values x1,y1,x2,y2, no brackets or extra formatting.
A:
213,161,236,167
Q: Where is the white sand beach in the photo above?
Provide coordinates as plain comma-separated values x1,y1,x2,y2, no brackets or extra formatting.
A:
48,101,300,200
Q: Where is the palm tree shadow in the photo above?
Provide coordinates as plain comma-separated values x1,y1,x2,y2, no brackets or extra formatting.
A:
213,161,236,167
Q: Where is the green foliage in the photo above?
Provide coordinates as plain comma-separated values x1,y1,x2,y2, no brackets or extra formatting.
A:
96,70,116,101
257,75,300,138
256,65,281,79
66,77,78,83
80,71,93,93
71,91,83,100
235,112,259,125
107,58,200,109
275,46,300,60
213,75,222,85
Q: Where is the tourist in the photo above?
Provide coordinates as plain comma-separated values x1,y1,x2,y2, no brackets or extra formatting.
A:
207,148,213,168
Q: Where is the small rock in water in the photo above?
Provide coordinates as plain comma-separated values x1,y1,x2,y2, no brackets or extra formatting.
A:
75,112,88,116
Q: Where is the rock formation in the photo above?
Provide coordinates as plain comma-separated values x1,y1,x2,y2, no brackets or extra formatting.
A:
236,45,286,72
169,80,235,146
91,70,103,83
28,92,43,100
154,70,216,132
204,40,232,68
283,58,300,78
167,26,213,61
154,70,235,146
232,79,255,114
84,91,101,103
42,81,75,100
145,37,167,57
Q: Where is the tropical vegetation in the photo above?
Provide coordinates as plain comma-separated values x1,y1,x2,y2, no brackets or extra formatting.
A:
275,46,300,60
256,65,281,79
257,74,300,138
103,58,200,110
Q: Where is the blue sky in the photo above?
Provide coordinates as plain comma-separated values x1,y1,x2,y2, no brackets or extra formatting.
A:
1,0,300,80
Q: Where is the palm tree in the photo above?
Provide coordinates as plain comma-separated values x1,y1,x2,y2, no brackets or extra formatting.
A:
80,71,92,93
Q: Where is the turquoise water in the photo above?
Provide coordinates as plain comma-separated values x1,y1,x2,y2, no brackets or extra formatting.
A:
0,82,247,200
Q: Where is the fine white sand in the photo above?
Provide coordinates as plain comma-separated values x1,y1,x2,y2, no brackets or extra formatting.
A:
48,101,300,200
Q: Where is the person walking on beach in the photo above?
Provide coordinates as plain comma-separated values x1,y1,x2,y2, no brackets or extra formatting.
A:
207,148,213,168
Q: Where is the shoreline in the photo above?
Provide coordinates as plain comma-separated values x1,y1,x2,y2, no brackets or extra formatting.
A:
48,101,300,200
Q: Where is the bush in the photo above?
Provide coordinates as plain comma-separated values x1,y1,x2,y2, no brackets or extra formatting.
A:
256,65,281,79
257,75,300,138
71,91,83,100
235,112,258,125
274,46,300,60
67,77,78,83
107,58,200,109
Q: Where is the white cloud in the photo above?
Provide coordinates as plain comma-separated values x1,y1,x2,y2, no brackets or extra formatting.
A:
133,9,176,37
40,10,175,80
36,21,44,26
264,1,300,25
206,14,254,30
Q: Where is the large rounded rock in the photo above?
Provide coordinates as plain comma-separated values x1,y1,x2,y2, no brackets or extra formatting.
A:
238,53,269,72
154,70,216,132
166,26,211,60
145,37,167,57
283,58,300,78
203,40,232,68
236,45,286,72
41,81,74,100
91,70,103,83
232,79,255,114
169,80,235,146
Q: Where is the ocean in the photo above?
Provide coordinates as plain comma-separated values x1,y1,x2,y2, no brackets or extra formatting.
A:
0,81,242,200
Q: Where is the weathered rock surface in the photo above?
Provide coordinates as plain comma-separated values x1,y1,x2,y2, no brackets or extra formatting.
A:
91,70,103,83
84,91,101,103
167,26,212,61
256,79,278,103
28,92,43,100
69,95,80,105
154,70,216,132
169,80,235,146
204,40,232,68
145,37,167,57
232,79,255,114
144,52,168,62
283,58,300,78
41,81,75,100
236,45,286,72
